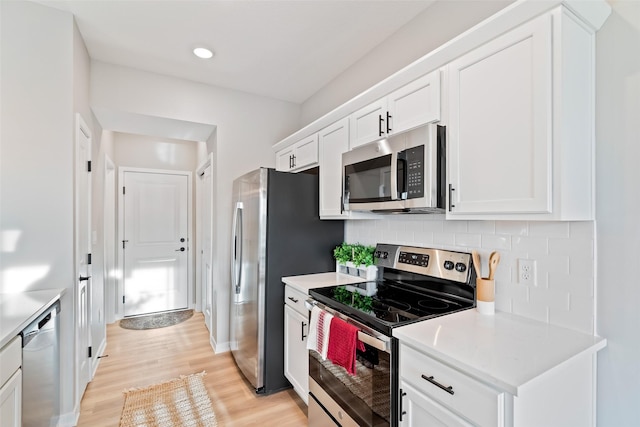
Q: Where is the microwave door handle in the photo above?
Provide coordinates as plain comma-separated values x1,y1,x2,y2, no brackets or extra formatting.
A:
397,152,408,200
390,150,399,200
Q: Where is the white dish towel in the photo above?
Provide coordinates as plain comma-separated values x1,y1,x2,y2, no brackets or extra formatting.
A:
306,305,333,360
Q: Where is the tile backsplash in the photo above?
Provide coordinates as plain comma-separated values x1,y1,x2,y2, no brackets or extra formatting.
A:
345,216,595,335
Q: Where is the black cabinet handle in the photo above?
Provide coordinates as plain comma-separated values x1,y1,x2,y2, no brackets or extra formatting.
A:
379,114,384,137
399,389,407,422
301,321,307,341
288,296,299,303
79,275,91,282
448,184,455,211
289,154,293,169
292,154,296,168
421,374,455,395
386,111,392,133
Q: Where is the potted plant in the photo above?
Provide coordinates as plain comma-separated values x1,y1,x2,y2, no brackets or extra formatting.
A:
333,242,378,280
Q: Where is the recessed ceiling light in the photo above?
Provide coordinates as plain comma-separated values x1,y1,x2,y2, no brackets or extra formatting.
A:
193,47,214,59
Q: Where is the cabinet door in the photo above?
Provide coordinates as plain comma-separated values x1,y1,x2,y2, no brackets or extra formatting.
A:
284,304,309,404
0,369,21,427
388,70,441,135
293,134,319,171
276,146,295,171
319,118,349,218
400,381,472,427
349,98,387,149
447,13,552,215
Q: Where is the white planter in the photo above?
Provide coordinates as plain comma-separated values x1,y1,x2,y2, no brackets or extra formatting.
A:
336,261,378,281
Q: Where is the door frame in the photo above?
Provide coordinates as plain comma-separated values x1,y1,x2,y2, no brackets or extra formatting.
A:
74,113,92,404
117,167,193,320
104,155,117,323
196,153,214,331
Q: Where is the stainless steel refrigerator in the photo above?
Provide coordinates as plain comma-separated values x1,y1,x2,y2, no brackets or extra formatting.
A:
230,168,343,394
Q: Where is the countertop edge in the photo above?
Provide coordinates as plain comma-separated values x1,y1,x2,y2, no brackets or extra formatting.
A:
0,289,66,349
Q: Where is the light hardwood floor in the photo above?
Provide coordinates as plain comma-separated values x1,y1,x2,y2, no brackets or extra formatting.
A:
77,312,307,426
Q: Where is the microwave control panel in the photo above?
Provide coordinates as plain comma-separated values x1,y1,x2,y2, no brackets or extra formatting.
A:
404,146,424,199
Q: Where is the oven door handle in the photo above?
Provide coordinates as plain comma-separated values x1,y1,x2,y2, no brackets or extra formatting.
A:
305,299,390,353
356,331,387,352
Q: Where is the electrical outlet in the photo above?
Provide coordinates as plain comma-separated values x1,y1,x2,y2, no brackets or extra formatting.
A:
518,259,537,285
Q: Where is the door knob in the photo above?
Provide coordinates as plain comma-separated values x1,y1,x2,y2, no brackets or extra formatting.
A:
176,247,186,252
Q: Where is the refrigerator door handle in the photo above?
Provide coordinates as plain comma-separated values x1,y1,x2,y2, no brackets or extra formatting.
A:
232,202,244,295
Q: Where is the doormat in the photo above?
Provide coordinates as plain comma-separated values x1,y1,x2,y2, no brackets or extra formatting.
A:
119,372,217,427
119,309,194,330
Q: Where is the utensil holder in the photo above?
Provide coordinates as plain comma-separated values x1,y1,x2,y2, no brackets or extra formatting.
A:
476,278,495,315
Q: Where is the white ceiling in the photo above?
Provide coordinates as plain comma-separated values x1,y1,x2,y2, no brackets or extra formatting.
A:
44,0,436,104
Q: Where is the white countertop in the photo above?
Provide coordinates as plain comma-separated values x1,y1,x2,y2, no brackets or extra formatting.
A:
282,272,367,294
393,309,606,396
0,289,65,348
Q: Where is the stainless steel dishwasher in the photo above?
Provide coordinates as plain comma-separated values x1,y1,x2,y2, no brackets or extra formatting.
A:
20,300,60,427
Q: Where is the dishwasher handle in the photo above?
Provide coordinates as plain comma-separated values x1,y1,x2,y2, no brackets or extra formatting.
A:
21,300,60,348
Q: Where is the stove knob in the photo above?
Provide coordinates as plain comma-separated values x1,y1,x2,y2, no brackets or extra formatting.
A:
443,260,454,270
455,263,467,273
383,251,389,259
375,251,382,258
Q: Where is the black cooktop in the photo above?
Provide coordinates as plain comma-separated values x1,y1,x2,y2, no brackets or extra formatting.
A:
309,280,474,335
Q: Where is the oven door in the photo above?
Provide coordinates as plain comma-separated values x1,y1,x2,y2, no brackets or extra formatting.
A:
343,136,406,211
307,301,397,427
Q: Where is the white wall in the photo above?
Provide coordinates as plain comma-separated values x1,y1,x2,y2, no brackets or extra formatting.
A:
0,0,77,420
595,1,640,425
90,62,301,348
113,132,198,171
300,0,513,125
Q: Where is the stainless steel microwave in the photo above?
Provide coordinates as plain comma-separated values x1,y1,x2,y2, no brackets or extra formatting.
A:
342,124,445,213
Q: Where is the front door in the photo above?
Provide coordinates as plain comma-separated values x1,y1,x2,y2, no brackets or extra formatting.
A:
122,170,190,317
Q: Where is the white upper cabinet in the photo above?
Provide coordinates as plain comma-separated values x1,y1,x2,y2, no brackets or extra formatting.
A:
276,133,319,172
388,71,441,136
447,8,596,220
349,71,441,149
349,98,388,150
318,118,349,219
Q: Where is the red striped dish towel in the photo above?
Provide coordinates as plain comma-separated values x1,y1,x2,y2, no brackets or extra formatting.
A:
306,306,333,360
327,317,365,376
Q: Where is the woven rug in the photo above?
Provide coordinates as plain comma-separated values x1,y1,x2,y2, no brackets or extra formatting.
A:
119,309,194,330
119,372,217,427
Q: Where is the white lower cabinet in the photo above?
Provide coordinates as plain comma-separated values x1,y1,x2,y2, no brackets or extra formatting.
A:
0,336,22,427
284,286,309,404
400,381,471,427
400,344,504,427
399,341,598,427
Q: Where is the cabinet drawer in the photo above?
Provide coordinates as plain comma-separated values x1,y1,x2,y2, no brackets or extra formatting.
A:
284,286,308,316
0,336,22,387
400,344,503,427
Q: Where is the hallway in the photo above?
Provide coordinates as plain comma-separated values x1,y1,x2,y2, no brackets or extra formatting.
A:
77,312,307,426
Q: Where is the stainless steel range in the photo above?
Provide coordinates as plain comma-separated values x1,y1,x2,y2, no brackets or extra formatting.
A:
307,243,476,427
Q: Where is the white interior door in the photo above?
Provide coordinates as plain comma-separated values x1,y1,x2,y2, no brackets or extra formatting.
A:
198,163,213,331
122,171,189,317
75,114,92,400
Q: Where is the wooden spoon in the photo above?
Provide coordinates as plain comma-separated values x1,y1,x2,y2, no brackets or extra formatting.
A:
472,250,482,279
488,251,500,280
